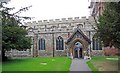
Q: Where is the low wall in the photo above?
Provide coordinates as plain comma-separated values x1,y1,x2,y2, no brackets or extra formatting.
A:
91,50,104,56
5,49,32,58
38,51,67,57
103,47,118,56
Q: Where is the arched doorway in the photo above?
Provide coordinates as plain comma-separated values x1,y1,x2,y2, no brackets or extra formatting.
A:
66,28,91,59
74,42,82,58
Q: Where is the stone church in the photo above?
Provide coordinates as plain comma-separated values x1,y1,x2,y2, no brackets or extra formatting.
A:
25,16,103,58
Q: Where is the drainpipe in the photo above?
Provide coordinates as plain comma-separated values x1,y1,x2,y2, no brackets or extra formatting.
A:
52,28,55,57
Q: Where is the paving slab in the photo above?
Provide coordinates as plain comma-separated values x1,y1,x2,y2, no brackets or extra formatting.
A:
69,58,92,73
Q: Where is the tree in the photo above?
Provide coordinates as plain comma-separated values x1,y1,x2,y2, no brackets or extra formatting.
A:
1,2,32,61
97,2,120,49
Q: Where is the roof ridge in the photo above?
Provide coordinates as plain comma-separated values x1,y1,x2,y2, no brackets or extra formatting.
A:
66,28,91,44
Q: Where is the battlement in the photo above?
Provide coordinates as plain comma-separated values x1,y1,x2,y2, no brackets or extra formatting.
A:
26,16,93,25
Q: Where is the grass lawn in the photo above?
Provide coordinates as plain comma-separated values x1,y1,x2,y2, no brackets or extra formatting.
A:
2,57,72,71
0,62,2,72
86,56,119,73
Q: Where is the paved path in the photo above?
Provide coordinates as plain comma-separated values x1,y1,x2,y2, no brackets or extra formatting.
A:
70,58,92,73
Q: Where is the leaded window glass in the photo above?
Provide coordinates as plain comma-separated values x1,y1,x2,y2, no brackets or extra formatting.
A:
39,38,45,50
56,36,64,50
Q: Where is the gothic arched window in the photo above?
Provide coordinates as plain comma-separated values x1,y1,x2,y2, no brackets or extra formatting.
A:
56,36,64,50
92,37,102,50
39,38,45,50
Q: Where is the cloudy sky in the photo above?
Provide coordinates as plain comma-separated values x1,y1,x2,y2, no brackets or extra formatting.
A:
7,0,90,21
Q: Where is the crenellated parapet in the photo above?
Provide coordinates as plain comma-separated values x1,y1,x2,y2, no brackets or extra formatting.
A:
25,16,94,26
25,16,95,33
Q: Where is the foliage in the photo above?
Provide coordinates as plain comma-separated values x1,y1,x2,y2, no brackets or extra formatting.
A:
2,26,31,50
1,2,32,24
97,2,120,48
1,2,32,61
103,47,118,56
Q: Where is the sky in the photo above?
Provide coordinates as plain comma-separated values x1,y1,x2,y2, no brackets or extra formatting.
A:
7,0,90,21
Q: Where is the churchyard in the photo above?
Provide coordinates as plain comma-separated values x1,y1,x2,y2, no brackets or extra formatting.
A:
2,56,119,72
87,56,119,73
2,57,71,71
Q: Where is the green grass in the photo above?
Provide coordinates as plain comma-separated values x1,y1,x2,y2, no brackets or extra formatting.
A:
86,56,119,73
2,57,72,71
86,61,98,71
0,62,2,72
90,56,119,62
